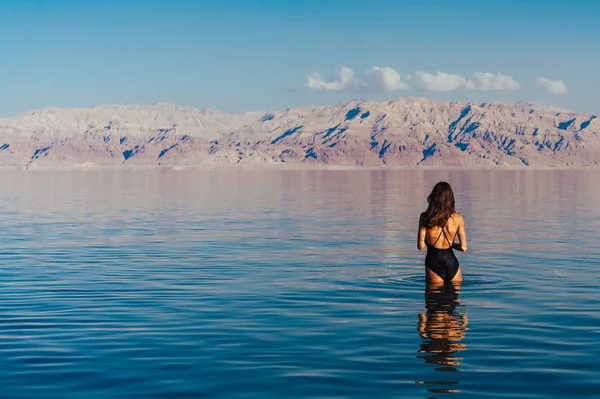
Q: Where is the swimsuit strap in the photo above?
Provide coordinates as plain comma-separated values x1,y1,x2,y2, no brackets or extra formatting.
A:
440,225,452,247
430,217,451,247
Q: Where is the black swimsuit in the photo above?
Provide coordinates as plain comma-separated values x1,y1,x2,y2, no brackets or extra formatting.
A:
425,220,460,281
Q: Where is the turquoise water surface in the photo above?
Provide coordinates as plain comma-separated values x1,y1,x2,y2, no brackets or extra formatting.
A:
0,170,598,398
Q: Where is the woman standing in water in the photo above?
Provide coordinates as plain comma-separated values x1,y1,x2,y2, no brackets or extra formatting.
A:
417,182,467,284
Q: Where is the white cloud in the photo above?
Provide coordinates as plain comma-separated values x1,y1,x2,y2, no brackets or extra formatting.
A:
359,67,409,92
306,66,354,91
307,67,523,93
306,66,408,93
414,71,520,91
536,77,568,94
471,72,520,91
414,71,472,91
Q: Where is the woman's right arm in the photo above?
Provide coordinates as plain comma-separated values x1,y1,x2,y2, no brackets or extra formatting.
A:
417,212,427,251
453,215,468,252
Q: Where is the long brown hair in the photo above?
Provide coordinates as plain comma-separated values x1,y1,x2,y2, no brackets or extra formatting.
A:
424,182,455,228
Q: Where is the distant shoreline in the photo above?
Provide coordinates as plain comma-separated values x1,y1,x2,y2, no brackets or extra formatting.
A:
1,164,598,172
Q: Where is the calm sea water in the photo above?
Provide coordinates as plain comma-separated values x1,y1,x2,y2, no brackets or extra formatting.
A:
0,170,598,399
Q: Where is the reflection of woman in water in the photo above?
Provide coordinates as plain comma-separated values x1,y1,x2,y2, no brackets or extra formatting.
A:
417,182,467,284
417,284,468,394
417,284,468,369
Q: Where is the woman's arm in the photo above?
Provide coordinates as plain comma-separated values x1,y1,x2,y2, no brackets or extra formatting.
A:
453,215,468,252
417,213,427,251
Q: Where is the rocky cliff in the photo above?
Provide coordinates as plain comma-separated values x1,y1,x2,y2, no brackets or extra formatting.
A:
0,98,598,169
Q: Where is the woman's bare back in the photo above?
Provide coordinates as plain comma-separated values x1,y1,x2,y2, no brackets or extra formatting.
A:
418,213,467,252
426,214,458,249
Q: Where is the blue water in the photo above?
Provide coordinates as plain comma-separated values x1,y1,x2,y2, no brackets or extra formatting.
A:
0,170,598,398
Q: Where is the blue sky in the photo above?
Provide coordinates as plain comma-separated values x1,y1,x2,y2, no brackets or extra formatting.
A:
0,0,598,116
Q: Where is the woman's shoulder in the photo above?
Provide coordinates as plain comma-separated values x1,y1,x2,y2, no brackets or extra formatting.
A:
450,213,464,223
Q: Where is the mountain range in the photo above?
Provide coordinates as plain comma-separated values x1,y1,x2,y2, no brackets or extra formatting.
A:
0,98,597,169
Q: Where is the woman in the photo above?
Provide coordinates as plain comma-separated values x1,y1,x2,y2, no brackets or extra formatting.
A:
417,182,467,284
